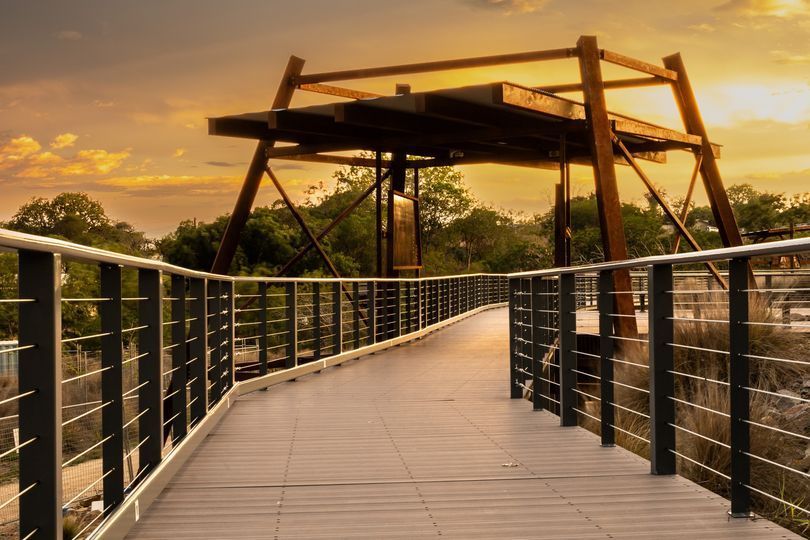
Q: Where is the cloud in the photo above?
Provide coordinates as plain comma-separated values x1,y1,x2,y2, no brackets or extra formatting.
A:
0,133,130,179
173,148,186,158
55,30,83,41
688,23,716,32
97,174,241,197
770,49,810,63
0,136,41,169
464,0,549,14
716,0,810,17
50,133,78,149
92,100,115,108
205,160,240,167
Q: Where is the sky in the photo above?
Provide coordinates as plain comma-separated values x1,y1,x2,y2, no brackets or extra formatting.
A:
0,0,808,236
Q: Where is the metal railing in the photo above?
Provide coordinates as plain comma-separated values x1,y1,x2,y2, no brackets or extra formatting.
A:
0,228,508,539
508,237,810,523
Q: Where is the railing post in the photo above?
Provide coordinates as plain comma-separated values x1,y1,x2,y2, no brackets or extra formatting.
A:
333,281,342,355
433,280,439,323
170,274,188,440
394,281,402,337
18,251,62,539
138,268,164,475
367,281,377,343
99,264,124,513
352,281,360,349
558,272,577,427
286,282,297,368
598,270,616,446
509,278,522,399
207,280,222,402
188,278,208,423
222,281,235,392
258,282,268,377
313,282,321,360
417,280,423,330
729,257,751,517
649,263,676,475
530,277,543,411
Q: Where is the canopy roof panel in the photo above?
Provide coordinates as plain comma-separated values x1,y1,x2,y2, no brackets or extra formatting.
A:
209,81,719,170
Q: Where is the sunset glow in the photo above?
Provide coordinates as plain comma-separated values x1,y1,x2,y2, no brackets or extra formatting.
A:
1,0,808,235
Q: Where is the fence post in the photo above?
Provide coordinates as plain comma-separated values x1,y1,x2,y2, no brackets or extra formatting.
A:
598,270,616,446
333,281,342,355
353,282,360,349
18,251,62,539
258,282,268,377
188,278,208,423
313,282,321,360
99,264,124,512
530,277,543,411
649,263,676,474
286,282,297,368
207,280,222,402
509,278,522,399
138,268,164,475
558,272,577,427
222,281,235,391
729,257,751,517
368,281,377,343
394,281,402,337
170,274,188,440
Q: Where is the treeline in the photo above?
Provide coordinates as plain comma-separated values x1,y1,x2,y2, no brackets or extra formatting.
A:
3,169,810,282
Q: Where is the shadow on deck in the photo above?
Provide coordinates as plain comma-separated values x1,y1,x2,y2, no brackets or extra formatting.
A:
127,308,797,539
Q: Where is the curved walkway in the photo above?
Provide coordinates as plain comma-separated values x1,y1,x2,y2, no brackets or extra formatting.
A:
127,308,797,539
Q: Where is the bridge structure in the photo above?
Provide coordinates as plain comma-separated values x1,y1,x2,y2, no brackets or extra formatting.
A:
0,228,808,539
207,35,747,341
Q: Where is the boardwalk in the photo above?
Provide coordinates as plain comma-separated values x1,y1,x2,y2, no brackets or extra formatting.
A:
128,308,797,539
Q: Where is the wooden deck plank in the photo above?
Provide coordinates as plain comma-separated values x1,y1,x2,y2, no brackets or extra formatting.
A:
127,308,799,539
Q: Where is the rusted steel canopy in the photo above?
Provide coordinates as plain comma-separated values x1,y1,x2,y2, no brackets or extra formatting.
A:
209,81,719,169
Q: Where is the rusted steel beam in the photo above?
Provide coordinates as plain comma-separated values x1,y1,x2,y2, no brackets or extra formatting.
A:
497,82,720,156
265,167,342,280
662,53,743,249
672,154,703,254
271,153,393,168
298,83,381,100
211,56,305,274
601,49,678,81
276,169,392,276
613,137,727,289
295,48,577,85
577,35,638,339
538,76,668,94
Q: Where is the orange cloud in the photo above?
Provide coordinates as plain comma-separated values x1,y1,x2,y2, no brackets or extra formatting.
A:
0,136,41,169
718,0,810,17
50,132,78,149
465,0,548,13
0,133,130,179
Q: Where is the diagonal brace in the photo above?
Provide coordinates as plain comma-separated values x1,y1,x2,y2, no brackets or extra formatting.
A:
612,135,727,289
276,168,392,277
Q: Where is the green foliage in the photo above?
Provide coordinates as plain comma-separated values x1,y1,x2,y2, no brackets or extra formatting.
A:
6,192,150,254
1,193,150,341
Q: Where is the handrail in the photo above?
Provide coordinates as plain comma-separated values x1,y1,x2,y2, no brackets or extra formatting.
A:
507,235,810,278
0,229,510,539
0,227,504,283
507,237,810,526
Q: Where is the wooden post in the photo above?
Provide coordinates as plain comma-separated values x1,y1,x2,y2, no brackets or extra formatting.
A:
577,35,638,338
212,56,305,274
662,53,744,251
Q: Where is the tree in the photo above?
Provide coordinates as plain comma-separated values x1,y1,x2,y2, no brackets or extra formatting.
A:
5,192,150,255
